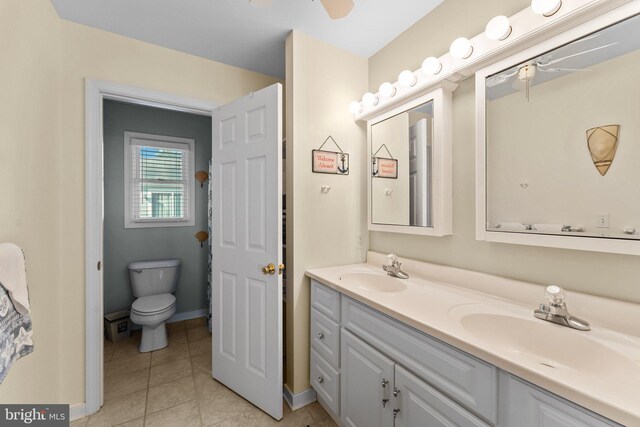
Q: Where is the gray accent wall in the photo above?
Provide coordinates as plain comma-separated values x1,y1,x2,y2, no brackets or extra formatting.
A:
103,100,211,315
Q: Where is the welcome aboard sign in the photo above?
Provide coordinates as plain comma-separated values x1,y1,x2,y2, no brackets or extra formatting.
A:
312,136,349,175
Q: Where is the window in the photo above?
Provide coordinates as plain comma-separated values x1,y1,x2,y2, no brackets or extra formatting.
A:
124,132,195,228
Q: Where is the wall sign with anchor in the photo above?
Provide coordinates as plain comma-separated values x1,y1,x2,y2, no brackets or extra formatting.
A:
372,144,398,179
312,136,349,175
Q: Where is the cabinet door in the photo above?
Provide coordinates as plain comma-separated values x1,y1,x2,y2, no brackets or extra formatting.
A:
394,365,489,427
504,375,622,427
341,328,395,427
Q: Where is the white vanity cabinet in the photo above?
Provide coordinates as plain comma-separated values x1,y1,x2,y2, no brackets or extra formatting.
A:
309,280,623,427
341,328,394,427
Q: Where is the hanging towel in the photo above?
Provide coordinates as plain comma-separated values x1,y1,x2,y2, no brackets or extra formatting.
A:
0,243,30,315
0,243,34,383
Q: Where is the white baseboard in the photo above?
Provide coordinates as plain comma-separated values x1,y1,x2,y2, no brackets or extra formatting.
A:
283,384,317,411
131,308,208,330
70,403,86,421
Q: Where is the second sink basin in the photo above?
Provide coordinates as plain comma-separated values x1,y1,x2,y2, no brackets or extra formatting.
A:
339,272,407,293
449,303,640,377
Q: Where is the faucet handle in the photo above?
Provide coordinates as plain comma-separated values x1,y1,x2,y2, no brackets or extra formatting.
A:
545,285,566,307
387,254,399,264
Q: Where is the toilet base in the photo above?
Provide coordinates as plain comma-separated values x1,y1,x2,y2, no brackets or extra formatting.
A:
139,322,168,352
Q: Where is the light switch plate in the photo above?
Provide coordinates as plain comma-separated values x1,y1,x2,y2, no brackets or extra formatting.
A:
596,213,610,228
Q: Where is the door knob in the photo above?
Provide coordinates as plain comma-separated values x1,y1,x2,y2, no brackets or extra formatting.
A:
261,263,276,275
279,263,285,275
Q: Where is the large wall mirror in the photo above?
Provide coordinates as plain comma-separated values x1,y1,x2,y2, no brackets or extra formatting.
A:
476,10,640,255
369,88,453,236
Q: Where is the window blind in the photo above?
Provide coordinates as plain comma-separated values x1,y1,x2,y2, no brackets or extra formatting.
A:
131,144,191,222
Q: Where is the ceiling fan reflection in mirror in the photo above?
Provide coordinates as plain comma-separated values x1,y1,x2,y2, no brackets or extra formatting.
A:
249,0,355,19
487,42,618,101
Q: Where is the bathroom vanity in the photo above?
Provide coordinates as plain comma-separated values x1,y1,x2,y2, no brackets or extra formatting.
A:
306,253,640,426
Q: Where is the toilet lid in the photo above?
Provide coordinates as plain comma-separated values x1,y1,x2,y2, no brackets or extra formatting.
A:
132,294,176,314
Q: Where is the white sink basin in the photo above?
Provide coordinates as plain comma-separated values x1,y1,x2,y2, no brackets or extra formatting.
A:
339,272,408,293
449,304,639,376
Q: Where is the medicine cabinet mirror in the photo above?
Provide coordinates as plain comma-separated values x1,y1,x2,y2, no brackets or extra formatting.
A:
476,9,640,255
369,88,453,236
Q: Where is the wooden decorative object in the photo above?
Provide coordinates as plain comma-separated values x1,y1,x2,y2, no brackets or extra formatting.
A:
195,171,209,187
586,125,620,176
195,231,209,247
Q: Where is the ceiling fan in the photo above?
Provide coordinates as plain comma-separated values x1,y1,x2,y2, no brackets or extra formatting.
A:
249,0,354,19
486,42,618,100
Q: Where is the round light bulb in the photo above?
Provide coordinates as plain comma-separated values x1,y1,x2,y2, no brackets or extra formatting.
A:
531,0,562,16
421,57,442,75
362,92,379,107
379,82,396,98
485,16,512,41
398,70,417,87
450,37,473,60
348,101,362,114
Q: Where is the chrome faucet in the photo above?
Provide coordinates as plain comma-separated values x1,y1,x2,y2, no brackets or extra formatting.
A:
382,254,409,279
534,285,590,331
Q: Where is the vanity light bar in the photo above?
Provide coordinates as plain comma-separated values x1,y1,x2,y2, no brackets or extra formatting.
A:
350,0,623,121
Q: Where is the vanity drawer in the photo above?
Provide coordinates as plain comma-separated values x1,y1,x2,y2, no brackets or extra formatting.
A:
503,375,623,427
311,308,340,368
310,348,340,416
311,280,340,322
342,296,498,425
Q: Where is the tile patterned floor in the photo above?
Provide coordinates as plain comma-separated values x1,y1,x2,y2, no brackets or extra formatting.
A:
71,317,337,427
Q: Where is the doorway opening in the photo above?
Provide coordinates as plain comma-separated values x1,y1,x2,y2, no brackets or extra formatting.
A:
85,80,216,416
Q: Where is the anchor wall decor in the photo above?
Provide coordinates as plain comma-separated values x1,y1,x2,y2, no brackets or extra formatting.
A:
312,136,349,175
586,125,620,176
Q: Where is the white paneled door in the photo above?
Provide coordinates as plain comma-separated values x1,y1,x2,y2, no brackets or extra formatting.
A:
211,83,283,420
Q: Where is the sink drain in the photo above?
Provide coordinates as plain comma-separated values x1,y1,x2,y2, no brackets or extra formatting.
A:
539,361,557,369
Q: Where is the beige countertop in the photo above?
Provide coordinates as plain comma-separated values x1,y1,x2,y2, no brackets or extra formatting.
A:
306,251,640,426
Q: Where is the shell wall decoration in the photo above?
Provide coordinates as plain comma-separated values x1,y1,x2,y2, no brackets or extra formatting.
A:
586,125,620,176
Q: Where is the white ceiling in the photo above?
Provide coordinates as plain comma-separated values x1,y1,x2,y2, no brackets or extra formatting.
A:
50,0,444,78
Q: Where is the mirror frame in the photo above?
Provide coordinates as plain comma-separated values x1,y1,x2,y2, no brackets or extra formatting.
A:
368,86,454,236
475,2,640,256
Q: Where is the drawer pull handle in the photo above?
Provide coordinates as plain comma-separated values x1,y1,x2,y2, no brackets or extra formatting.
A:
317,376,324,384
381,378,388,388
317,332,324,340
393,409,400,419
382,398,389,408
393,387,400,397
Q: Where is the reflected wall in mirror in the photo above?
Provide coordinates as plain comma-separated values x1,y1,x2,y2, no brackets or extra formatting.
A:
483,13,640,242
371,100,433,227
368,86,453,237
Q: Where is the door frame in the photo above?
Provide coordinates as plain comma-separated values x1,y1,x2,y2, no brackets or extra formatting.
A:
84,79,216,415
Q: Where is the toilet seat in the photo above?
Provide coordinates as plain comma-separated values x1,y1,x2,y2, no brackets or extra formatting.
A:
131,293,176,315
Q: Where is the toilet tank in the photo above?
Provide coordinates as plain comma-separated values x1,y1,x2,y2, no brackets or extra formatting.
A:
128,259,181,298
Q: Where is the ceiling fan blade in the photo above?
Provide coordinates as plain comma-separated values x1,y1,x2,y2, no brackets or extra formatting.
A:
539,43,618,67
537,67,591,73
486,68,518,87
320,0,354,19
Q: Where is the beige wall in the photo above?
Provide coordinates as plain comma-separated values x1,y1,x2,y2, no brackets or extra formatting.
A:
285,31,368,393
0,0,63,403
368,0,640,304
0,0,279,405
487,50,640,237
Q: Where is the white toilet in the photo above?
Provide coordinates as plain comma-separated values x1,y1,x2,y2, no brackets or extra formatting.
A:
128,259,180,352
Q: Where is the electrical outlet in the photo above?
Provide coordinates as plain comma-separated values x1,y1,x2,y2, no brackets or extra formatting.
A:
596,213,610,228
